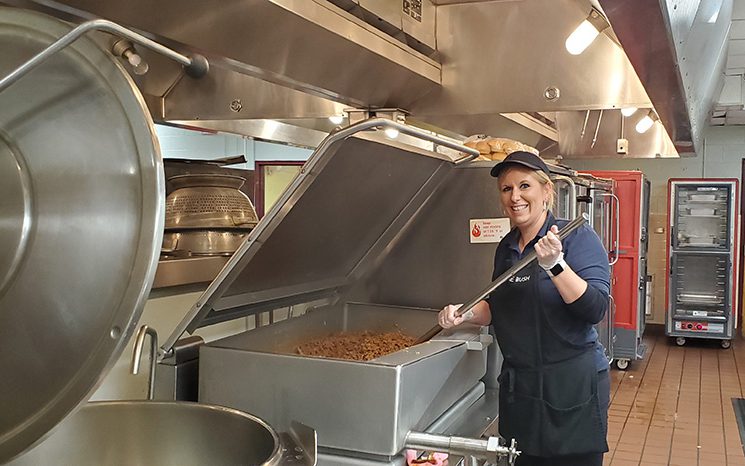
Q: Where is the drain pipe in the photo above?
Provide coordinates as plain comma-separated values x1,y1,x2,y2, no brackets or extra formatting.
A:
405,432,520,465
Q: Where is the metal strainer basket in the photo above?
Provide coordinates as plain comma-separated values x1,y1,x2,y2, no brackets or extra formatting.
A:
165,174,258,229
163,173,258,256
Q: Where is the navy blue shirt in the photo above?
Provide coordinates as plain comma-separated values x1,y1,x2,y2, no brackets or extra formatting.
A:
490,213,611,371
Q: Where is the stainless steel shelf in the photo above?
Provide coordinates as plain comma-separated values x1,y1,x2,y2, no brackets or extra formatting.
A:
152,256,229,289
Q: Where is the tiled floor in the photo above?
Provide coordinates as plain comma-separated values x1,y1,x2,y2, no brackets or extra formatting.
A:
604,326,745,466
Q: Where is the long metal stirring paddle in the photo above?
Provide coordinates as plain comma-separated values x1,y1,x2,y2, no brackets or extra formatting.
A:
414,213,589,345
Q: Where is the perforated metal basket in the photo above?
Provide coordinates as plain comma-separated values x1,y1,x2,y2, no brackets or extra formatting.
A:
165,174,258,230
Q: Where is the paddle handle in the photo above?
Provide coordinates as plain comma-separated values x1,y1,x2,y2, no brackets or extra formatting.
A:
456,213,588,316
414,213,589,345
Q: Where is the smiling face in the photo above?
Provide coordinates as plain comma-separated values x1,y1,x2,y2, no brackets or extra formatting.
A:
498,165,552,238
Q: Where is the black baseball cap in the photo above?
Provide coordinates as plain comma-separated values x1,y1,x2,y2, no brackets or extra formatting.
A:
489,151,550,178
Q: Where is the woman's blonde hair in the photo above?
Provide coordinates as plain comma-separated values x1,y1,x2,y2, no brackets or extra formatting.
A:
499,166,555,211
533,170,555,211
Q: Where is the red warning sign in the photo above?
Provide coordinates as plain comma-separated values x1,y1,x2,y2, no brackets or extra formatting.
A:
469,218,510,243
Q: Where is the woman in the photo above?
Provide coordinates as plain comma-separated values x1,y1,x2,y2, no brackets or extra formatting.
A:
439,151,610,466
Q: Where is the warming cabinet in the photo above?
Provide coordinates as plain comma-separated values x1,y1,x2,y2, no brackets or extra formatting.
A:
665,179,739,348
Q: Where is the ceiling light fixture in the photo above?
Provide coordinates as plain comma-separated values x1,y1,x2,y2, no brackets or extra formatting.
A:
621,107,638,117
328,114,344,125
384,127,400,139
635,110,658,134
263,119,281,138
565,8,610,55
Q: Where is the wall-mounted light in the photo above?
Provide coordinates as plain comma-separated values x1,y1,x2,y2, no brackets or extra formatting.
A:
565,8,610,55
635,110,659,134
621,107,638,117
328,114,344,125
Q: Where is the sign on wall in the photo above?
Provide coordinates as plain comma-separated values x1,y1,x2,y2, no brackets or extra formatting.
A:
469,218,511,243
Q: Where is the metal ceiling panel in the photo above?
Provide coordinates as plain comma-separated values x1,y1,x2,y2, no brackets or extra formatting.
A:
599,0,732,156
2,0,725,157
410,0,652,116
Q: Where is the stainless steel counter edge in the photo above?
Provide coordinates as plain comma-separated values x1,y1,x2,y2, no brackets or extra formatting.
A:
152,256,229,289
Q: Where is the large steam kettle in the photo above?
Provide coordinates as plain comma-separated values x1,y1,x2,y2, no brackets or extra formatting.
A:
0,7,313,465
8,402,314,466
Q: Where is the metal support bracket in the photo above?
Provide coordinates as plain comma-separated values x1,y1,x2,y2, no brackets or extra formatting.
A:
0,18,208,95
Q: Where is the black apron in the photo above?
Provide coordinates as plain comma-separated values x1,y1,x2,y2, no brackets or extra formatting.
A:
490,256,608,458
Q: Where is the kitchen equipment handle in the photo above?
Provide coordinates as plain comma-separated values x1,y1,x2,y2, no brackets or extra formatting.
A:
315,118,479,165
131,325,159,401
166,155,248,166
0,18,209,95
580,110,590,139
599,193,620,265
457,213,588,315
210,155,247,166
551,175,577,220
607,294,616,354
414,214,588,345
591,109,603,149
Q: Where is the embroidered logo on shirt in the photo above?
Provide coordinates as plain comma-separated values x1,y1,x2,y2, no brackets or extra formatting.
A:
509,275,531,283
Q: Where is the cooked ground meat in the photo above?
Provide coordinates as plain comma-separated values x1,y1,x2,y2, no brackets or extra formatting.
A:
296,330,415,361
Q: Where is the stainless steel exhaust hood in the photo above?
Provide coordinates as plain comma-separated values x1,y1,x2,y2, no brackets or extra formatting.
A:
1,0,730,158
597,0,732,157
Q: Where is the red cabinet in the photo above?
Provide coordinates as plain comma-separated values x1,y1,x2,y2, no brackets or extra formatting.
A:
584,170,650,370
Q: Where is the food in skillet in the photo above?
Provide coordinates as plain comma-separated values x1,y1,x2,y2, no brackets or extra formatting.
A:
296,331,415,361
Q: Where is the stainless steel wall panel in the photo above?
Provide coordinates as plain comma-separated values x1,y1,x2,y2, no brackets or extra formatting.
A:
156,62,348,121
402,0,437,51
352,162,506,309
411,0,651,116
218,137,445,298
409,114,558,154
358,0,404,30
169,119,329,149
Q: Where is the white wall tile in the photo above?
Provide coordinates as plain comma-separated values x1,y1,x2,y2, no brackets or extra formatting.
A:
254,140,313,161
705,125,745,144
564,125,745,324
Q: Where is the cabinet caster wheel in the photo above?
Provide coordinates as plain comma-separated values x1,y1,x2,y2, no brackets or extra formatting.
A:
721,339,732,349
675,337,686,347
615,359,630,371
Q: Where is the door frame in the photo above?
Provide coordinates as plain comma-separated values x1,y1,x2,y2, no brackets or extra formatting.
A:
254,160,305,218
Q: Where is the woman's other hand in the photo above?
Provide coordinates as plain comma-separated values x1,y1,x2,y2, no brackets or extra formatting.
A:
438,304,469,328
405,450,449,466
535,225,563,270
